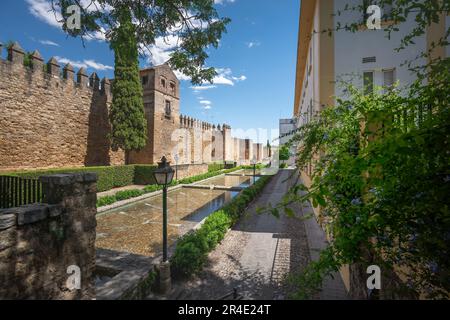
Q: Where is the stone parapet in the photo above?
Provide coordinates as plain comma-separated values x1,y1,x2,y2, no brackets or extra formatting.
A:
0,173,98,299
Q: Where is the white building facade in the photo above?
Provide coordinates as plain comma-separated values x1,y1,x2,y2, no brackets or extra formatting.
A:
294,0,449,128
292,0,449,293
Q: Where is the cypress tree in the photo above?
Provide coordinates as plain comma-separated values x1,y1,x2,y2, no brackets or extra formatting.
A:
109,7,147,153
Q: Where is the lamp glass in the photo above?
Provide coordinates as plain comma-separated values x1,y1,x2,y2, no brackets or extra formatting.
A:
153,156,175,186
166,170,175,185
154,171,167,185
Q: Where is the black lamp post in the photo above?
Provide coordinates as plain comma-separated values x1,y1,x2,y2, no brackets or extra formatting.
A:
251,157,257,184
153,156,175,262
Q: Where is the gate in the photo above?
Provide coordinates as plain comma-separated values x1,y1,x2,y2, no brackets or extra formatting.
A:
0,175,43,209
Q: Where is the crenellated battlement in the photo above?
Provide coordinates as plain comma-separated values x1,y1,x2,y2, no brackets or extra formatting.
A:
0,41,112,97
0,41,262,170
179,114,220,131
0,41,124,171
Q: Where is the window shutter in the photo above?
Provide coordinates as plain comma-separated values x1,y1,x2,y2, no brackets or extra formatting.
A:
383,69,395,88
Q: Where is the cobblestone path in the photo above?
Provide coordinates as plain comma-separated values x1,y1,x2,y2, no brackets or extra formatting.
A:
172,169,313,300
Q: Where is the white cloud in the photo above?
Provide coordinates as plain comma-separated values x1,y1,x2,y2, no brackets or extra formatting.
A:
214,0,236,4
55,56,113,71
26,0,106,41
39,39,60,47
191,85,217,92
246,41,261,48
203,105,212,110
26,0,62,28
232,75,247,81
188,68,246,92
199,100,212,105
212,68,247,86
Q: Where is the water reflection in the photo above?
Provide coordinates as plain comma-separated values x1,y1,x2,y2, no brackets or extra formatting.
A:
96,172,257,257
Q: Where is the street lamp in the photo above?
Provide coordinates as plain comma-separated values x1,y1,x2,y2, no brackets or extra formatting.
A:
153,156,175,262
152,156,175,294
251,157,257,184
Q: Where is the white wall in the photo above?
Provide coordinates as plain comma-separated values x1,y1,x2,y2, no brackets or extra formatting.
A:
334,0,427,98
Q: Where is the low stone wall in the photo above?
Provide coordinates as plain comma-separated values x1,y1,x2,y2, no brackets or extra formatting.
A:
174,163,208,180
0,173,97,299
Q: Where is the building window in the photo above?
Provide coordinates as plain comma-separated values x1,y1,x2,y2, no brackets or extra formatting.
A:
165,100,171,118
141,75,148,86
161,77,166,88
383,69,395,88
170,82,176,94
363,71,374,95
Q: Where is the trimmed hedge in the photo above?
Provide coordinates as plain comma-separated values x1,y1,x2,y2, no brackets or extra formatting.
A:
8,163,242,194
134,165,157,185
170,175,272,278
9,165,136,192
208,162,225,172
8,164,162,193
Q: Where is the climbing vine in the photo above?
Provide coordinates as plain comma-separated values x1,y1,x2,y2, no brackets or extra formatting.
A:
265,65,450,299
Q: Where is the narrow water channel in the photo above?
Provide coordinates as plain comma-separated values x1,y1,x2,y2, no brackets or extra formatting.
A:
95,172,260,257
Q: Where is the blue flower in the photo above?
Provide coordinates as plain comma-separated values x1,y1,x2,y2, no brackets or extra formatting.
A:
428,262,439,274
351,198,362,206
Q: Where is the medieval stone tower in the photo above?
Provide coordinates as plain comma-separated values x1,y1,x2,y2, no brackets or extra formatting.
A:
128,63,180,164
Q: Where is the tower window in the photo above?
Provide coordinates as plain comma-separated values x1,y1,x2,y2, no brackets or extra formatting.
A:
165,100,171,118
141,75,148,86
161,77,166,88
170,82,176,94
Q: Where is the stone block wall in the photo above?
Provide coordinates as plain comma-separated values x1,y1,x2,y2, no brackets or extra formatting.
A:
0,173,97,299
174,164,208,180
0,43,125,172
233,138,240,163
0,43,260,171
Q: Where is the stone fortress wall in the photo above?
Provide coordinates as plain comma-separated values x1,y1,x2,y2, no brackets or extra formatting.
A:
0,42,268,172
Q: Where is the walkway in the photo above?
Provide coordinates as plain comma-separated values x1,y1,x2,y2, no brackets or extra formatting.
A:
171,169,348,300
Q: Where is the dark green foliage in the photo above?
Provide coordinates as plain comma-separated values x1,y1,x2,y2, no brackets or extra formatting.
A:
134,165,157,185
268,70,450,299
171,176,272,278
10,165,136,192
109,7,147,152
279,163,288,169
115,189,145,201
54,0,230,85
279,145,290,161
96,196,117,208
208,162,224,172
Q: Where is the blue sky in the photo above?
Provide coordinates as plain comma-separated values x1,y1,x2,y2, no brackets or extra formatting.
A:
0,0,300,144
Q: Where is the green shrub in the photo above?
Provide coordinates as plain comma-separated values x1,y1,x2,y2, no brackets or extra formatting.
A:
208,162,224,172
97,195,117,207
10,165,135,192
133,165,157,185
279,163,288,169
171,175,272,278
96,189,145,207
115,189,144,201
143,184,161,193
